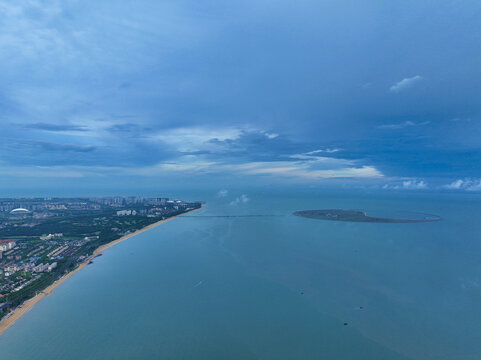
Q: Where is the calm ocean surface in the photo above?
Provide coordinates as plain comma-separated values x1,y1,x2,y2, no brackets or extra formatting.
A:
0,189,480,359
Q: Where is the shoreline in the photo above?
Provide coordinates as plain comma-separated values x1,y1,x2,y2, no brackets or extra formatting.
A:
0,206,203,336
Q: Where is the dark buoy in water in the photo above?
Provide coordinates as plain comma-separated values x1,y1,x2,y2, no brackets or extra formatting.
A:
359,306,364,310
344,322,348,326
301,291,304,295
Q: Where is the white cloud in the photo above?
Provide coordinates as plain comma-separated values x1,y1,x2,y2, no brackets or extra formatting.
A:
115,153,383,183
378,120,430,130
0,151,385,185
217,189,228,197
231,161,382,180
304,148,341,155
383,179,428,190
264,132,279,139
444,179,465,190
401,180,427,189
230,194,249,205
443,178,481,191
389,75,423,93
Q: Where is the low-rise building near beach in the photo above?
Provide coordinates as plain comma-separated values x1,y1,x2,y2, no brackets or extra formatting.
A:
0,240,16,252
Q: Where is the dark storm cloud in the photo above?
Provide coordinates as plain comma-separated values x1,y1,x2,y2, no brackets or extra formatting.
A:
24,122,89,132
35,141,96,153
1,0,481,186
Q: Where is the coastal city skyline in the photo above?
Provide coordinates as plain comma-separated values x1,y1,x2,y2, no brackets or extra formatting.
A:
1,1,481,193
0,195,202,333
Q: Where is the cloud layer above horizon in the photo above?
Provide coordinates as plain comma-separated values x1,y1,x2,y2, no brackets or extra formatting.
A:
1,0,481,191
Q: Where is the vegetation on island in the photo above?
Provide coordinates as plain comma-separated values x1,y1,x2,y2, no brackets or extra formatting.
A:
293,209,442,223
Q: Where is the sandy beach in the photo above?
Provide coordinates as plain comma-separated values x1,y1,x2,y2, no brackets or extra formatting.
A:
0,206,202,336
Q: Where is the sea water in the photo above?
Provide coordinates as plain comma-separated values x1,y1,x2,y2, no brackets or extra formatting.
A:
0,189,480,359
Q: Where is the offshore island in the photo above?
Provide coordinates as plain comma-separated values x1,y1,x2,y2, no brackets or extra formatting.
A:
0,196,202,334
294,209,442,223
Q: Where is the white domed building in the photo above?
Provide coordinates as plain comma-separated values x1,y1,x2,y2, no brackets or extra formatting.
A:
9,208,30,214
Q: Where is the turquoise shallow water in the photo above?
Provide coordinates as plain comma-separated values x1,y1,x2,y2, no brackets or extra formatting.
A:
0,189,480,359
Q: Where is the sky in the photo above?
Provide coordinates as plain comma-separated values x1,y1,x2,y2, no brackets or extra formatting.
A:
1,0,481,194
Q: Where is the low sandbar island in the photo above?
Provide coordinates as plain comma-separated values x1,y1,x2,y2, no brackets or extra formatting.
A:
294,209,442,223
